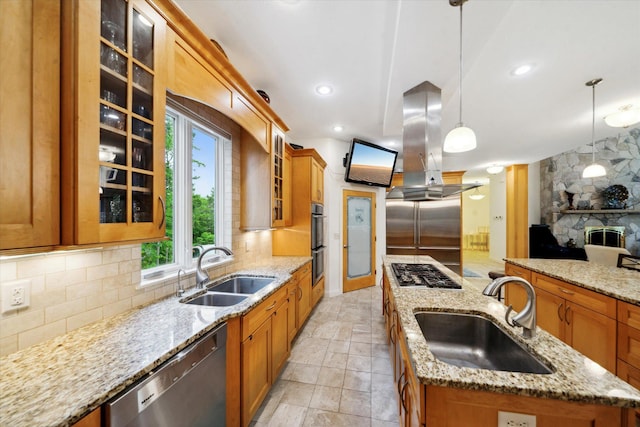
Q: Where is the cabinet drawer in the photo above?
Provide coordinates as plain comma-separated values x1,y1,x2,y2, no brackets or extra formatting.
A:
296,262,311,278
313,277,325,306
618,301,640,330
242,286,287,341
618,323,640,369
504,263,531,281
532,272,616,318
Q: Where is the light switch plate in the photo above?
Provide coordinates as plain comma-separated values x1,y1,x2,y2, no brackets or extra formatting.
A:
1,279,31,313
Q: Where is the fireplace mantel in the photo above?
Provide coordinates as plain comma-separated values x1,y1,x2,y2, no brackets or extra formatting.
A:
559,209,640,214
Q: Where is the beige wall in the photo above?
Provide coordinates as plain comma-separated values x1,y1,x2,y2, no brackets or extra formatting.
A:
0,97,273,356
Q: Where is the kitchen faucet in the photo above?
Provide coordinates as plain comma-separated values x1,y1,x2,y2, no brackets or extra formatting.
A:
482,276,537,339
195,246,234,288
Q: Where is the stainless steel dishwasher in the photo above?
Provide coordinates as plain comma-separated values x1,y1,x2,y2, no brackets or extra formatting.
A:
105,323,227,427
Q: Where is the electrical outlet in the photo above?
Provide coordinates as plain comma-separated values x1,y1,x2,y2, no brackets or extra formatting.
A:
1,279,31,313
498,411,536,427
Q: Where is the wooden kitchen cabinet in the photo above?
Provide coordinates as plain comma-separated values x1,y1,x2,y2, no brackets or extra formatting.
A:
61,0,167,245
297,263,313,327
272,149,326,256
425,385,623,427
312,276,325,306
271,128,289,228
0,0,60,251
618,300,640,407
241,285,290,425
532,272,616,373
231,94,270,153
283,143,293,226
311,157,324,204
71,408,101,427
503,262,531,312
241,316,271,426
287,282,298,343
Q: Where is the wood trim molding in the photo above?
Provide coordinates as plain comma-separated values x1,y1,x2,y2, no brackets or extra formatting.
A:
147,0,288,132
506,164,529,258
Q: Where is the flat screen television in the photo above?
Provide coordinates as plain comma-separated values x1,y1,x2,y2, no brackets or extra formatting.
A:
344,138,398,188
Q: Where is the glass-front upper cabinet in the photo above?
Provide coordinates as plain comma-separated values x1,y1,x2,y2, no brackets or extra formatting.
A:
272,127,286,227
64,0,167,244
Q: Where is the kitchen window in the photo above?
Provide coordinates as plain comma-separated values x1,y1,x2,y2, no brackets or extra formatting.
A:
141,102,231,281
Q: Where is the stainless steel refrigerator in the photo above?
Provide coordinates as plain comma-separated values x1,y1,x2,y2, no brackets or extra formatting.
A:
385,197,461,275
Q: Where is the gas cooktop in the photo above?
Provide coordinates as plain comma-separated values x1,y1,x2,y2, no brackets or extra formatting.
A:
390,263,462,289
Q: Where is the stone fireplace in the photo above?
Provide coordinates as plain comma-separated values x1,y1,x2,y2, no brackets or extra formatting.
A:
539,128,640,256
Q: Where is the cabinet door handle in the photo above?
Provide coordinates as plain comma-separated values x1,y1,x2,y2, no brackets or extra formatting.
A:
557,303,564,322
397,371,405,397
565,306,572,325
558,287,574,296
390,322,396,344
158,196,166,229
298,286,302,300
400,380,409,413
265,301,277,311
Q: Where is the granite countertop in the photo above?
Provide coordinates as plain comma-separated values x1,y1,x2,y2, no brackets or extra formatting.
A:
505,258,640,305
0,256,310,427
384,254,640,408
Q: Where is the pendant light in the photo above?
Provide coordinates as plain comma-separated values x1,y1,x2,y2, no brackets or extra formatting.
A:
582,78,606,179
604,104,640,128
468,187,485,200
444,0,476,153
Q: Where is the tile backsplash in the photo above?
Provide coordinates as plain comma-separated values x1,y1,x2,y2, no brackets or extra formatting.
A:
0,230,272,356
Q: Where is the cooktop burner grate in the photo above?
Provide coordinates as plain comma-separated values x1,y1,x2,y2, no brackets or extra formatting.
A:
390,263,462,289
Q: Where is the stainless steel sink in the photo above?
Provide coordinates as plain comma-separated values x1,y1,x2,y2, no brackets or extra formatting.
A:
414,311,553,374
208,276,275,294
185,293,248,307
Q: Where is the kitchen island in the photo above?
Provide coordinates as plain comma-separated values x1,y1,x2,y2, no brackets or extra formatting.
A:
0,256,311,427
383,254,640,426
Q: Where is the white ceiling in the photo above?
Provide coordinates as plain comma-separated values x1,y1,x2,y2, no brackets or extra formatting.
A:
174,0,640,180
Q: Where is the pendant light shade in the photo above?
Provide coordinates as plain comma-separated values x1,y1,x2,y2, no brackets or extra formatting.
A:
582,78,606,179
444,125,476,153
444,0,476,153
604,104,640,128
468,187,485,200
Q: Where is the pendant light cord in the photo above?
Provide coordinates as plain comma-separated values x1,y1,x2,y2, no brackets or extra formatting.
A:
458,2,463,125
591,81,596,163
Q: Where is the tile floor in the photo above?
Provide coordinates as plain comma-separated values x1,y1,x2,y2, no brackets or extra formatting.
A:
250,285,398,426
251,251,504,426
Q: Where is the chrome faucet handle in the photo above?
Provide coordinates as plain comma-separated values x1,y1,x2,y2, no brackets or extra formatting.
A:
176,269,186,297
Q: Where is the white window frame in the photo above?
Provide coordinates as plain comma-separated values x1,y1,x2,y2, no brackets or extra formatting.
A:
141,102,231,285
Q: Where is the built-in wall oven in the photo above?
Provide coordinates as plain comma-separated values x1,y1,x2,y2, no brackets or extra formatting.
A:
311,203,325,285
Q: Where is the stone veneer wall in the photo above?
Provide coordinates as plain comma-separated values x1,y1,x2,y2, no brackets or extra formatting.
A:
539,127,640,255
0,97,274,356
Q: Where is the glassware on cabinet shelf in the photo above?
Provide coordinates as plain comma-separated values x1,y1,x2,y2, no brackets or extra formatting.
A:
100,104,126,131
100,44,127,76
100,129,126,166
132,117,153,140
132,9,154,68
133,64,153,93
101,20,126,51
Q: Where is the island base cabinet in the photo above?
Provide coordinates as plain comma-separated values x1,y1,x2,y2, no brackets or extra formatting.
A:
424,386,623,427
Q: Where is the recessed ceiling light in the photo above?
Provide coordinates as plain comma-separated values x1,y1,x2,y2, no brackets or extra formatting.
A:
333,125,343,132
511,64,534,76
315,85,333,96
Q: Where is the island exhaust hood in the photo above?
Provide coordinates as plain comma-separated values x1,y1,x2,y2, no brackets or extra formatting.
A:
386,81,480,201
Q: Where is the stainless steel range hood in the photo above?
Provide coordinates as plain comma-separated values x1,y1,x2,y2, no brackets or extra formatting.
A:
386,81,480,200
